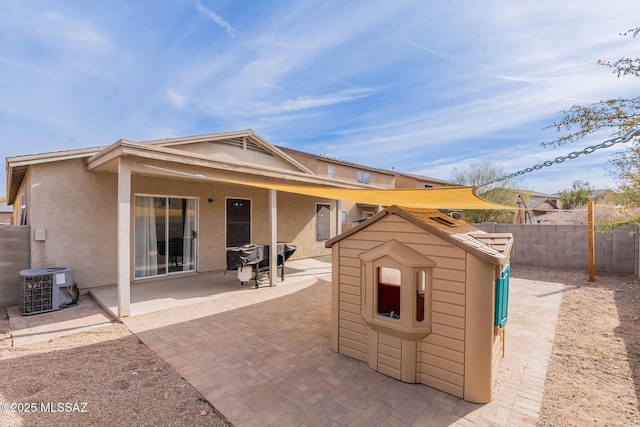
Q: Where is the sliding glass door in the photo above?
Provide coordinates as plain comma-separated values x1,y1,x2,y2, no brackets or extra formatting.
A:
134,195,197,279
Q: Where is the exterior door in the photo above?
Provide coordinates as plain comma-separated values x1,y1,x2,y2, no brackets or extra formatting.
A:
134,195,197,278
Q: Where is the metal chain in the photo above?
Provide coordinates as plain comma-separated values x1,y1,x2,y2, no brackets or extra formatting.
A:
480,129,640,187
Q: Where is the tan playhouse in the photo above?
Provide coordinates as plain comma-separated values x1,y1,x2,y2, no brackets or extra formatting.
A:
325,205,514,403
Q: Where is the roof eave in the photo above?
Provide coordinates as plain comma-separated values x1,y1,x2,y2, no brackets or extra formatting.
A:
6,146,105,205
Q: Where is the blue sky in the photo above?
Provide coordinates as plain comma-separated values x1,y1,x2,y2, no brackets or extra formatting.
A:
1,0,639,196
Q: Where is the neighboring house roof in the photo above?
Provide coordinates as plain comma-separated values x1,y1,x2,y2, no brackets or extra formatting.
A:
531,198,559,212
277,145,456,186
517,189,558,199
391,170,457,187
326,205,513,265
277,145,397,176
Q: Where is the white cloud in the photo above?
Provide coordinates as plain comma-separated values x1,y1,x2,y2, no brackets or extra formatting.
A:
41,11,111,48
167,90,187,109
404,38,455,60
195,0,240,39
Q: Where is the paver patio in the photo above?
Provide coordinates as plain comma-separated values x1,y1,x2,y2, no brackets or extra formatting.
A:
121,266,563,426
6,257,563,426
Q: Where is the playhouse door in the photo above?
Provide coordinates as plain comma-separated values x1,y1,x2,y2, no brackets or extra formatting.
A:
134,195,197,278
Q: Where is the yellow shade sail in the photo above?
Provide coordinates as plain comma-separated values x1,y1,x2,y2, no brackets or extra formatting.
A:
136,162,512,210
211,178,512,210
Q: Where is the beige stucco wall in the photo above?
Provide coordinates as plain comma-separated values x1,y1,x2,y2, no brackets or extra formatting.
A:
394,174,449,189
176,141,301,172
19,159,334,290
27,159,118,289
332,213,502,403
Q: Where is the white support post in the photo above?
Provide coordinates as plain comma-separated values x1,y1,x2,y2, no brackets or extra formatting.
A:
117,159,131,318
269,189,277,286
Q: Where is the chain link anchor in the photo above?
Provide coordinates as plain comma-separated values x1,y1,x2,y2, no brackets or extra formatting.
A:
480,129,640,187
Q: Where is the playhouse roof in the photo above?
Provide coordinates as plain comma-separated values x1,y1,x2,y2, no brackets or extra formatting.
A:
326,205,514,266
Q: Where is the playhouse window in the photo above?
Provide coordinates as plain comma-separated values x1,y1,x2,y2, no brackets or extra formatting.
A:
416,270,427,322
377,267,401,319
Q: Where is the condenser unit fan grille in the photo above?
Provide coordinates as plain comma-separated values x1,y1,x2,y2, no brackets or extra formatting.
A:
19,267,76,315
21,274,54,314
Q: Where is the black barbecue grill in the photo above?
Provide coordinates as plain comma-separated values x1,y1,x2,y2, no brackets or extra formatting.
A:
226,242,297,288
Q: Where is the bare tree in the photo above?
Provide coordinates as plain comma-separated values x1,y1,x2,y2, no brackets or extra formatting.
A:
558,180,594,210
450,160,520,223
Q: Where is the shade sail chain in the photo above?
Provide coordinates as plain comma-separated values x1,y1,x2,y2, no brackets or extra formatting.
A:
481,129,640,187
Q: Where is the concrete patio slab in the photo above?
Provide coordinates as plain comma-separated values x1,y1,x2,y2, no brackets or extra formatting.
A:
7,295,114,346
89,256,332,319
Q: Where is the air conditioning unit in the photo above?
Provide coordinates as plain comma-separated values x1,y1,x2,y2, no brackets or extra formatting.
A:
20,267,78,315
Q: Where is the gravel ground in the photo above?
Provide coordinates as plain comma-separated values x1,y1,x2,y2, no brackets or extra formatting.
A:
0,313,230,427
510,267,640,427
1,267,639,426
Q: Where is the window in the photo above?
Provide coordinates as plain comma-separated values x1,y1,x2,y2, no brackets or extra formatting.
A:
377,267,401,319
226,198,251,247
328,165,336,178
357,171,370,184
19,193,27,225
340,210,347,224
316,204,331,241
416,270,427,322
424,184,433,189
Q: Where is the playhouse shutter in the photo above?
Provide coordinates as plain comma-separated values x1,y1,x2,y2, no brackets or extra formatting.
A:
494,264,510,328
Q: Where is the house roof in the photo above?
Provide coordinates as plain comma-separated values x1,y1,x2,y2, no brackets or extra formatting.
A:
5,130,322,204
6,146,106,205
326,205,513,266
6,129,512,210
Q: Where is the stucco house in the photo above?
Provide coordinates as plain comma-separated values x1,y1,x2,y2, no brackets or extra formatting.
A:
5,130,506,319
6,130,382,317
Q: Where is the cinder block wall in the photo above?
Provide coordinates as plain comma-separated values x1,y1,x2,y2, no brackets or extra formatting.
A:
473,223,638,275
0,225,30,307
